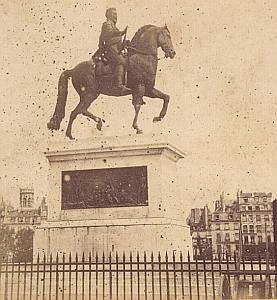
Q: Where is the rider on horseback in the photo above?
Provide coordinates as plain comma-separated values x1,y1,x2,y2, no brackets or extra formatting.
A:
92,8,131,94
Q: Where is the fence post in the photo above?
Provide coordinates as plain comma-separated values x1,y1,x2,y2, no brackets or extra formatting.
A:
273,199,277,298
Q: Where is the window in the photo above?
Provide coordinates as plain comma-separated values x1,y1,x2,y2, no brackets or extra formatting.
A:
215,223,220,230
244,198,248,203
228,214,234,220
224,223,229,230
263,197,267,202
255,206,260,211
243,225,248,233
226,245,231,254
248,215,253,222
264,215,269,222
250,236,255,244
256,225,262,233
244,236,249,244
241,206,246,211
234,223,239,229
18,217,23,223
225,233,230,241
217,245,222,254
267,236,271,243
235,233,239,240
214,214,220,221
249,225,254,233
258,236,262,244
256,215,261,222
216,233,221,242
248,206,252,211
241,214,247,222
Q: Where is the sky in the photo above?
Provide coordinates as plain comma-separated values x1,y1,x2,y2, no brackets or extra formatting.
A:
1,0,277,211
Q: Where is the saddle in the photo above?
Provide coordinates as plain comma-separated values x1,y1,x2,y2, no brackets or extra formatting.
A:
94,54,128,77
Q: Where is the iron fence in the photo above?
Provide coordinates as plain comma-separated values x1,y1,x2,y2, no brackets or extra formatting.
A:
0,251,275,300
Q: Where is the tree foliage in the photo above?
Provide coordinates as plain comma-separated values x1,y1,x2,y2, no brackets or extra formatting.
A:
14,228,34,262
0,226,34,262
0,225,15,261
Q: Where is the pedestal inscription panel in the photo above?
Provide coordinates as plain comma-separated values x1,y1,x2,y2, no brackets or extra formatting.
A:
61,166,148,209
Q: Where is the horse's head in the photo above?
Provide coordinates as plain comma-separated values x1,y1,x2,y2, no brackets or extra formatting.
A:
158,25,176,59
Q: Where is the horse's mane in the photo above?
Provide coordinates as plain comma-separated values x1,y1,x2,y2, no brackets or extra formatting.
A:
131,25,155,46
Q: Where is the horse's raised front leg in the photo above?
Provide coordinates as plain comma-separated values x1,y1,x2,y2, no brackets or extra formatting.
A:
132,84,145,134
145,88,170,122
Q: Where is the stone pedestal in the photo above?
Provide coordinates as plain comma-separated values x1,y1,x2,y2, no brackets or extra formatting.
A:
34,134,192,258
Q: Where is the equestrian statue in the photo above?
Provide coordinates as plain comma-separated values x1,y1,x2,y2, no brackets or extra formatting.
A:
47,8,176,139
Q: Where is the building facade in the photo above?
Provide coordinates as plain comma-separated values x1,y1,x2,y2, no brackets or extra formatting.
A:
238,191,274,259
187,191,275,260
210,193,240,258
187,205,212,259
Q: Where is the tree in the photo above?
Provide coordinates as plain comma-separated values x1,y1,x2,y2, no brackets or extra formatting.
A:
14,228,34,262
0,225,15,261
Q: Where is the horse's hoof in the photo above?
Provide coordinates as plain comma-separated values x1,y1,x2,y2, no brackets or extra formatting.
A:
153,116,162,123
136,129,143,134
66,132,74,140
96,119,103,131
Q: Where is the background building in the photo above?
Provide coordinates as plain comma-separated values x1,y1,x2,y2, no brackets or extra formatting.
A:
1,189,48,232
238,191,274,260
210,192,240,258
187,205,212,259
187,191,275,260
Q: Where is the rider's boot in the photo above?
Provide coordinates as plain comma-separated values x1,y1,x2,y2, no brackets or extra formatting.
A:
114,64,132,94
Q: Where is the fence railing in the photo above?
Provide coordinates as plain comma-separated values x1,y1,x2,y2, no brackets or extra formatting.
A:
0,251,275,300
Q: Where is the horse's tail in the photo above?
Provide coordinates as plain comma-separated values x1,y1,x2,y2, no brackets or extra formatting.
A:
47,69,72,131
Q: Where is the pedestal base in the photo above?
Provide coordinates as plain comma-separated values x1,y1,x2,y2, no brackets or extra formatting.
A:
34,218,191,259
34,135,192,259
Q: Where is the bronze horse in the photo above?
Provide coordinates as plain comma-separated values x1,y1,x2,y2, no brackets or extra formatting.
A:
47,25,176,139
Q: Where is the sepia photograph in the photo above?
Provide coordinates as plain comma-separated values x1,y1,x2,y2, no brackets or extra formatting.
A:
1,0,277,299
